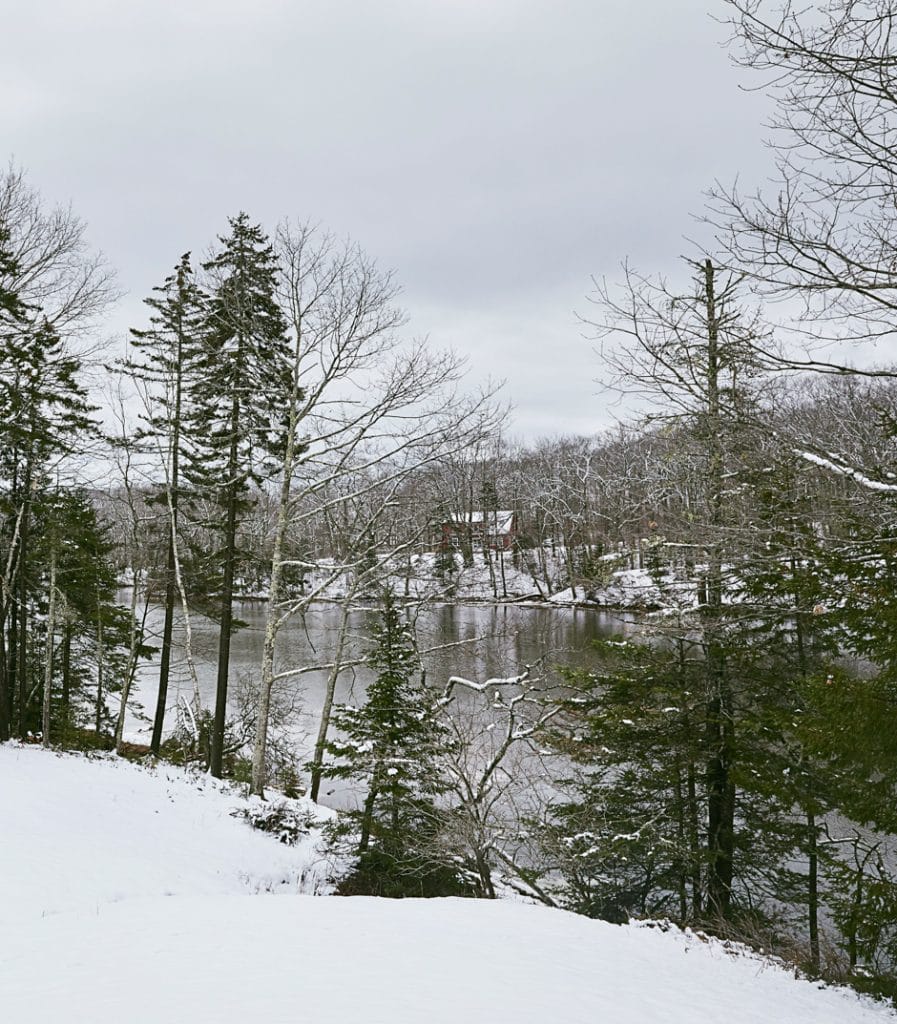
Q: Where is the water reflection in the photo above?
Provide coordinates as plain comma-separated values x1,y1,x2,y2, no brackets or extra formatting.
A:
131,599,633,794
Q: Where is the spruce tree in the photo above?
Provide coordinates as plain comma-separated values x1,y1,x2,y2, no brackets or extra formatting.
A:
587,258,770,920
123,252,206,753
0,224,27,737
185,214,290,777
545,636,709,923
321,589,457,894
0,318,96,737
34,489,138,746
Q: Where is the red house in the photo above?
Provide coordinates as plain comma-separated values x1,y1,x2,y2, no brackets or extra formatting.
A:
440,511,518,552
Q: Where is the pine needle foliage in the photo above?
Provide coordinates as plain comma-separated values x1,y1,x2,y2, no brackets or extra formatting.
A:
322,588,465,896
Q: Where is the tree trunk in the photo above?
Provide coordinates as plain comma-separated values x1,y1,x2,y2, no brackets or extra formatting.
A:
0,607,9,741
0,465,21,739
310,602,354,802
702,259,736,921
16,482,30,737
150,536,178,755
359,786,378,853
150,325,183,754
210,482,237,777
6,602,17,736
41,548,57,747
476,848,496,899
565,533,577,599
115,578,144,753
687,759,702,919
483,535,497,598
808,809,820,974
674,766,689,921
60,627,71,748
705,704,735,919
94,599,105,738
250,548,283,795
210,373,242,779
251,336,304,797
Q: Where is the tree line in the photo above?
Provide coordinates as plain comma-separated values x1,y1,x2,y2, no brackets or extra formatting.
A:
5,0,897,1001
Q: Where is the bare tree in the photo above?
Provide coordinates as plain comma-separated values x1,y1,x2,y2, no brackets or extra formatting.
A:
436,666,563,901
713,1,897,371
0,162,116,335
249,222,503,797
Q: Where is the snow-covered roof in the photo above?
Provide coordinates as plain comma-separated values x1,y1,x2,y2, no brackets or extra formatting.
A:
447,511,516,534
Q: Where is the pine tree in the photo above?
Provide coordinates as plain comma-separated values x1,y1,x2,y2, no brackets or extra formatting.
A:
321,589,458,894
185,214,290,777
0,317,96,737
123,252,206,753
35,489,140,746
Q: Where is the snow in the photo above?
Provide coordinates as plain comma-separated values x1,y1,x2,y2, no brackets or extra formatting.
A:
447,509,516,533
0,744,333,922
799,451,897,493
226,545,708,610
2,744,894,1024
549,567,695,609
291,549,554,603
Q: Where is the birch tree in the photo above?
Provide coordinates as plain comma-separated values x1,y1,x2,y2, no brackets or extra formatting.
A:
249,221,502,797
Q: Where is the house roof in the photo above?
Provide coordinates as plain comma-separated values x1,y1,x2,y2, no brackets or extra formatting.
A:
447,511,516,534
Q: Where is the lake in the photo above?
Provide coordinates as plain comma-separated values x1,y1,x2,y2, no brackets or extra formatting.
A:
129,599,633,803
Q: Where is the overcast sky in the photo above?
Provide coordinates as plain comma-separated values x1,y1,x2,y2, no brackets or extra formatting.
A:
3,0,773,440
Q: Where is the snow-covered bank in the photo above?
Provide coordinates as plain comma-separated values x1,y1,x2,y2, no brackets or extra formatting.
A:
234,549,676,610
5,895,893,1024
1,745,894,1023
548,566,694,609
0,744,333,921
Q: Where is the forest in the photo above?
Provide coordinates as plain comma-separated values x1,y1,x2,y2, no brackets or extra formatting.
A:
4,0,897,1006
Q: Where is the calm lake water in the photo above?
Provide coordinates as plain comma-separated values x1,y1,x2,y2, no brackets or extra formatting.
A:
130,600,632,803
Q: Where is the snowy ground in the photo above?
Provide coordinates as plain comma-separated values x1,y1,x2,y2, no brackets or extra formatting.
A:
179,546,695,609
0,744,334,922
2,743,894,1024
291,548,676,608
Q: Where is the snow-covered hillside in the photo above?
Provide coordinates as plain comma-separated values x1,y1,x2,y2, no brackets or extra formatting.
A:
1,744,893,1024
0,744,333,922
275,549,678,608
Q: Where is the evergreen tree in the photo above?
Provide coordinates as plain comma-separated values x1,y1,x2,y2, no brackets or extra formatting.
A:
0,223,27,737
587,258,771,919
545,617,835,934
0,224,25,321
321,589,459,895
123,252,206,753
0,316,96,738
0,170,116,747
185,214,290,777
545,636,708,922
35,489,141,746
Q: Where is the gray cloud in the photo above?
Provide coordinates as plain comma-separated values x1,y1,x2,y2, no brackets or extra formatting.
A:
4,0,774,437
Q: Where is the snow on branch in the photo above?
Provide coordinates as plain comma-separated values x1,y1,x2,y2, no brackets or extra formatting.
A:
443,671,530,696
797,451,897,493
